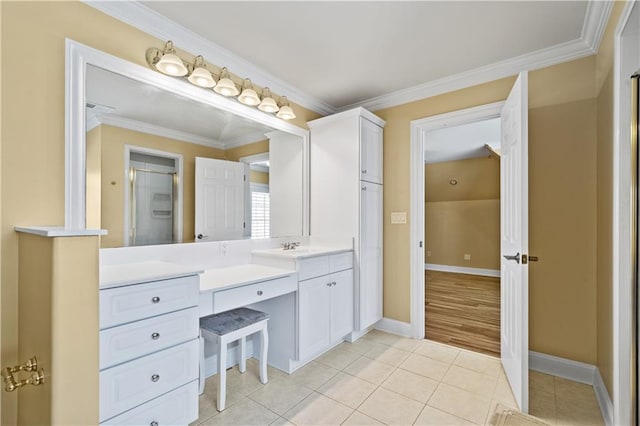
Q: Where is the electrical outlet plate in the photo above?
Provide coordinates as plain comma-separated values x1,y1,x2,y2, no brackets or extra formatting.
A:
391,212,407,224
464,254,471,261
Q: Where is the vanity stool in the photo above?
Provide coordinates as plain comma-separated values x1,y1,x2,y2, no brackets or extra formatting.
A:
199,307,269,411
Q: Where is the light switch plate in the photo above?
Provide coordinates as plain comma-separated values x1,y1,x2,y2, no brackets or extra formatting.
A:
464,254,471,261
391,212,407,224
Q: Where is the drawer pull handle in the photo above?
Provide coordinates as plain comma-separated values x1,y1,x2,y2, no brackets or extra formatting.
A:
150,422,158,426
151,374,160,382
326,282,332,287
362,169,367,174
332,281,337,286
151,296,161,304
151,332,160,340
257,290,263,296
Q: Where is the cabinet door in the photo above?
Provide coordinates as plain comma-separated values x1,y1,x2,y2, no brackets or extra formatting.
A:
330,269,354,341
360,118,383,184
359,182,383,330
298,276,332,360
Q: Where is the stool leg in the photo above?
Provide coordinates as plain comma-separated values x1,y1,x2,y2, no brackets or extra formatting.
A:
239,336,246,373
259,324,269,384
199,331,205,395
217,334,227,411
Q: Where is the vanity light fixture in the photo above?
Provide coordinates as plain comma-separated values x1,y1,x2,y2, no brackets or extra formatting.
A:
146,41,296,120
276,96,296,120
213,67,240,97
187,55,216,88
238,79,261,106
153,41,188,76
258,88,280,113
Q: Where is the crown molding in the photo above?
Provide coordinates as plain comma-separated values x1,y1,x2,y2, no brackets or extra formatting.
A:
341,0,614,112
83,0,337,116
95,114,226,149
223,131,272,150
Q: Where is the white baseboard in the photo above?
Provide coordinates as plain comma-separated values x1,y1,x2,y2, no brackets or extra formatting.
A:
374,318,413,338
529,351,613,426
425,263,500,278
593,367,614,426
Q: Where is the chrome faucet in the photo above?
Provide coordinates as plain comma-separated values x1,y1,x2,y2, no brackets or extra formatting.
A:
282,241,301,250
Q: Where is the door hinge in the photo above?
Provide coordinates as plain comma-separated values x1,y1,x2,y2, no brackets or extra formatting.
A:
419,241,423,248
244,174,246,181
243,221,246,229
522,254,528,264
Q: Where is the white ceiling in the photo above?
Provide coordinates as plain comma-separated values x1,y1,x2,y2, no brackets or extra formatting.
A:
86,64,276,149
137,1,594,110
424,118,500,164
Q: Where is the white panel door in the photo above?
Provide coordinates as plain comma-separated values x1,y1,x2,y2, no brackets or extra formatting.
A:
500,72,529,413
360,118,383,184
194,157,245,242
330,269,354,341
298,276,331,360
359,181,383,330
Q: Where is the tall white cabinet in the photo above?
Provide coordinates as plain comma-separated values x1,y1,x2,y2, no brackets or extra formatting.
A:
308,107,384,332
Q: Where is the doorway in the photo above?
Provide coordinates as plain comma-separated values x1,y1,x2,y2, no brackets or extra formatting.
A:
423,118,501,357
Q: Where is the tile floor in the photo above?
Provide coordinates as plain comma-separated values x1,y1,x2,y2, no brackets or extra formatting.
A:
193,330,604,425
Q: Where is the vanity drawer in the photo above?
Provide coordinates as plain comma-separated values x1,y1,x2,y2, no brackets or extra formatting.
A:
330,252,353,273
100,307,199,370
100,380,198,425
100,275,199,329
298,256,330,281
99,339,198,422
212,274,296,314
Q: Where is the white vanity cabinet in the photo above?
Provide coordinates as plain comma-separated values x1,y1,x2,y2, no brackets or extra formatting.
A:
99,264,201,425
308,108,385,332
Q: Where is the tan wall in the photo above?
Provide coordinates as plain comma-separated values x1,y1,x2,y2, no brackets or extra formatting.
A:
251,170,269,185
594,0,626,398
0,2,316,423
224,139,269,161
99,124,225,248
425,200,500,269
425,157,499,268
376,55,600,364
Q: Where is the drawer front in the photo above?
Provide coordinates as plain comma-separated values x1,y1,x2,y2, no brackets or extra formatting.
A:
297,256,330,281
99,339,198,422
330,252,353,273
212,274,296,314
100,307,199,370
101,380,198,425
100,275,199,329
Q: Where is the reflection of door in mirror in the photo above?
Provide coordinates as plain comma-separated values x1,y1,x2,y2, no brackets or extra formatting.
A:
129,151,179,246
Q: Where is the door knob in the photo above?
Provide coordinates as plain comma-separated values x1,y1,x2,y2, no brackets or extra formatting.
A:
197,234,203,239
503,253,520,264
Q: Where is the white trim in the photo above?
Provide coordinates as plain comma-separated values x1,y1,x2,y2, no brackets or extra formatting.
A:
529,351,613,426
82,1,335,116
529,351,596,385
86,112,101,132
250,183,269,194
14,226,107,237
594,367,614,426
222,131,271,150
374,318,413,338
124,145,184,247
96,114,225,149
410,101,504,340
307,106,385,128
581,0,615,53
612,3,638,426
239,152,269,165
65,39,310,236
425,263,500,278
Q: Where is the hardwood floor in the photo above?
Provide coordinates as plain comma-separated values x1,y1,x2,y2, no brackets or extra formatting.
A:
425,270,500,357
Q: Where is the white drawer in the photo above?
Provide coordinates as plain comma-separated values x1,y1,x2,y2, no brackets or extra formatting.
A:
298,256,330,281
212,274,296,314
99,339,198,422
101,380,198,425
100,275,199,329
330,252,353,273
100,307,199,370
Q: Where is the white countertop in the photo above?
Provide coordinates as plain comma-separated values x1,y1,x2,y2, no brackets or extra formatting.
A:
100,261,204,289
200,264,296,293
251,246,352,260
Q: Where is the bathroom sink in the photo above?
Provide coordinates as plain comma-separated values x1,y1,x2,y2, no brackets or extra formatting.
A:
252,246,343,259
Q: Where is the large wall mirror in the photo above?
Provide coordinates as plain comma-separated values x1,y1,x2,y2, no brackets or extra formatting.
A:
66,40,309,248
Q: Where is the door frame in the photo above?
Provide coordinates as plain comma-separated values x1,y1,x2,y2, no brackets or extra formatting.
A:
123,145,184,245
409,101,504,339
613,2,640,424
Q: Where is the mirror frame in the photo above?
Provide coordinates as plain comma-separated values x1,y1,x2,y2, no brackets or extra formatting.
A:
65,39,310,237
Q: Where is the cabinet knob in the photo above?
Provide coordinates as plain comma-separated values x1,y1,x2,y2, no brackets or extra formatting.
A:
151,296,160,304
361,186,367,191
151,374,160,382
326,282,332,287
151,332,160,340
150,422,158,426
362,169,367,174
332,281,336,286
257,290,263,296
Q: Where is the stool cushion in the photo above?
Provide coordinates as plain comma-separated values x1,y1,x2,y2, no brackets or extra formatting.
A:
200,307,269,336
